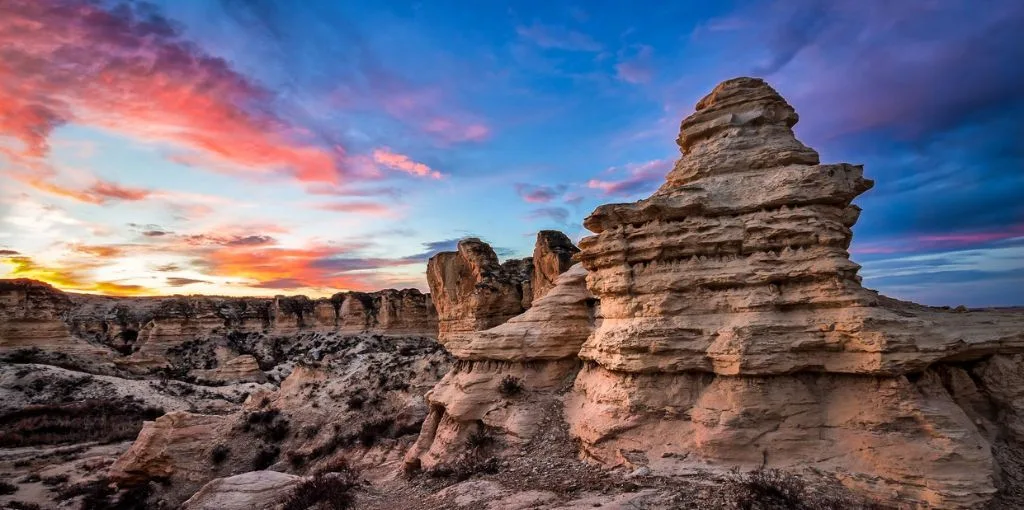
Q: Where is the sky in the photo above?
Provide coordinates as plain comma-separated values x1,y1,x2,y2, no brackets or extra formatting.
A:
1,0,1022,306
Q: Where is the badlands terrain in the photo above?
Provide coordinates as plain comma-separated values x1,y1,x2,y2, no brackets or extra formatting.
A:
2,78,1024,509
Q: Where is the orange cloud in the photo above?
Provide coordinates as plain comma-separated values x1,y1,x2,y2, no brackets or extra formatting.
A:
371,148,443,179
1,254,152,296
316,202,397,216
0,1,341,184
19,176,151,205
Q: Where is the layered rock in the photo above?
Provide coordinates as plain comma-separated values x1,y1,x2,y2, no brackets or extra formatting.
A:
407,265,597,470
181,471,302,510
531,230,581,301
427,238,534,349
566,77,1024,508
0,279,438,379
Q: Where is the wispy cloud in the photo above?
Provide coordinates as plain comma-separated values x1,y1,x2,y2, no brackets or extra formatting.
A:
514,183,568,203
516,22,602,52
587,159,672,197
372,148,443,179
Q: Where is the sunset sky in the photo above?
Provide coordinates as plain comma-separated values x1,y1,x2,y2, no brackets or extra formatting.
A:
1,0,1022,306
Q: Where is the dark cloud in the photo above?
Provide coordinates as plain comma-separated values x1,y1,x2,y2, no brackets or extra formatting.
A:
251,278,306,289
166,277,209,286
184,234,277,247
514,183,567,204
526,207,570,224
143,230,169,237
0,249,20,256
224,235,276,247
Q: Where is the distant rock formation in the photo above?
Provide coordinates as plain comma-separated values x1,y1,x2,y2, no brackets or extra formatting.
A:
565,77,1024,508
531,230,580,302
0,279,437,379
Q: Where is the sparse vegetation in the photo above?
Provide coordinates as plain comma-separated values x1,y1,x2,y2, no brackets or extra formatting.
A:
281,469,358,510
498,375,524,397
0,400,164,447
7,501,42,510
243,408,291,442
0,480,18,495
675,469,882,510
41,474,69,486
56,478,153,510
253,445,281,470
211,444,230,464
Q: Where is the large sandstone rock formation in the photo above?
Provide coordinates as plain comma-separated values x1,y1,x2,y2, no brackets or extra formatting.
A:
565,77,1024,508
408,231,592,471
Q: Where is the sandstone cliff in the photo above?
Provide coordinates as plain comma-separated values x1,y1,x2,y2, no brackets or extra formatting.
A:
408,233,589,471
565,77,1024,508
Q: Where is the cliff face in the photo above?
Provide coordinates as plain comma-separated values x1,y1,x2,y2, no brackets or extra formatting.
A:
565,77,1024,508
0,279,438,379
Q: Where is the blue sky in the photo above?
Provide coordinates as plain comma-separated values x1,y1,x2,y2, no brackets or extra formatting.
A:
1,0,1022,306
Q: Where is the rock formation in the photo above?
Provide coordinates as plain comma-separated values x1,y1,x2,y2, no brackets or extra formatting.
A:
427,238,533,349
531,230,580,302
180,471,303,510
1,279,437,380
565,77,1024,508
408,232,592,471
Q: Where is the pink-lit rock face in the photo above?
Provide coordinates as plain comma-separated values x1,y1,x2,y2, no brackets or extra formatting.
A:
566,77,1024,508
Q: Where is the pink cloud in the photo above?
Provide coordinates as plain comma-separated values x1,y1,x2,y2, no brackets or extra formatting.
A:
315,202,397,217
372,148,443,179
514,183,568,203
0,1,343,184
852,225,1024,254
587,159,672,197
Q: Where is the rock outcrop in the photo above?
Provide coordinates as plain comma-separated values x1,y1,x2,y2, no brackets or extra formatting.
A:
565,77,1024,508
0,279,438,380
407,264,596,470
531,230,580,302
180,471,302,510
427,238,534,349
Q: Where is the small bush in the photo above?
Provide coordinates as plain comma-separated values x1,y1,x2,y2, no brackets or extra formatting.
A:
8,502,42,510
243,408,290,442
346,395,365,410
498,375,524,397
0,480,18,495
41,474,69,486
211,444,230,464
281,471,358,510
253,445,281,470
56,478,152,510
465,428,493,453
357,417,394,447
679,469,879,510
430,456,499,482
